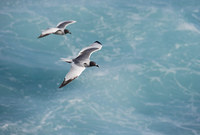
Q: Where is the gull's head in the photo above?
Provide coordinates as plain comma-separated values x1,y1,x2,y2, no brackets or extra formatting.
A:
64,29,71,34
90,61,99,68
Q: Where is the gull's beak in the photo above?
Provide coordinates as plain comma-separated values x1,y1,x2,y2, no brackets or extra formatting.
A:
69,32,72,34
96,65,99,68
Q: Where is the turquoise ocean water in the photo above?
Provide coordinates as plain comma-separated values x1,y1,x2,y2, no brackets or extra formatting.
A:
0,0,200,135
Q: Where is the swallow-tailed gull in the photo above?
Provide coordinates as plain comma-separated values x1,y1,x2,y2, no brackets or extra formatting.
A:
59,41,102,88
38,20,76,38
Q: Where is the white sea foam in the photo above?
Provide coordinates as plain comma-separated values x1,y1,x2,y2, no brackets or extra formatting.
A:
177,22,200,33
125,64,144,72
175,43,181,49
40,111,53,125
93,70,109,77
1,0,200,135
68,98,82,104
149,77,161,83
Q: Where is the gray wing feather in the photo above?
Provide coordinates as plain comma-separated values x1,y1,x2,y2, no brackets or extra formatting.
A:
72,41,102,64
74,48,99,62
56,21,76,28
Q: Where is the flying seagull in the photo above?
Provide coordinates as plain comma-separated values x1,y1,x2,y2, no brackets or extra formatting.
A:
38,20,76,38
59,41,102,88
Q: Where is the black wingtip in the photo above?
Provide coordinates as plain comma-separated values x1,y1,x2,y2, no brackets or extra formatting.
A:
59,77,77,88
38,34,45,39
38,35,42,38
37,34,50,39
94,41,102,45
59,80,68,88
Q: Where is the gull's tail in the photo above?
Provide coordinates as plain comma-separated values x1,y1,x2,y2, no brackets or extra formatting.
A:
60,58,72,63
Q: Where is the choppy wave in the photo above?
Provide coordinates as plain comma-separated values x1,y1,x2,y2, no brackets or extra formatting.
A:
0,0,200,135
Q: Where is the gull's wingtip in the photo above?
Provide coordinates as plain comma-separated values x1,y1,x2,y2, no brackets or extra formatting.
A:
59,77,77,88
94,41,102,45
69,20,76,24
37,34,50,38
38,34,43,38
59,79,70,88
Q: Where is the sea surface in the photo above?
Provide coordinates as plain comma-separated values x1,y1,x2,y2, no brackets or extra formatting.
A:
0,0,200,135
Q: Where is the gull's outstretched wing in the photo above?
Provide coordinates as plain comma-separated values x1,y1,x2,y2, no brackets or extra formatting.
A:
38,28,59,38
56,20,76,29
59,63,85,88
74,41,102,61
